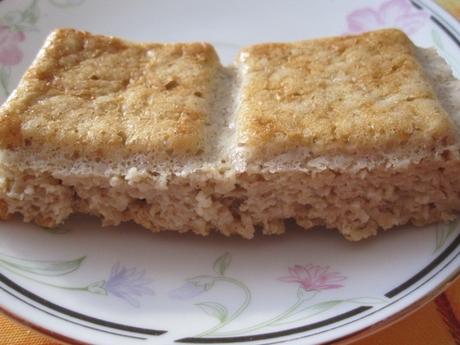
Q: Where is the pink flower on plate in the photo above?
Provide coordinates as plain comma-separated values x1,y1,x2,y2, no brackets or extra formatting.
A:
279,264,346,292
346,0,428,35
0,25,25,66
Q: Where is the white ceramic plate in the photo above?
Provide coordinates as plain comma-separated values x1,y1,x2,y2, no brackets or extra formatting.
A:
0,0,459,344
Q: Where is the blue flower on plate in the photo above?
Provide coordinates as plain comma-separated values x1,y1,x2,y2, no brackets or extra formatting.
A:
169,281,207,300
169,276,216,300
104,262,154,307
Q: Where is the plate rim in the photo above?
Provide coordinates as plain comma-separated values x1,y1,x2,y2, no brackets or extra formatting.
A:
1,260,459,345
1,224,459,345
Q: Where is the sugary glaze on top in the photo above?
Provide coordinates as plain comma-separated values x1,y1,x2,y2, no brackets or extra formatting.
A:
0,29,220,159
0,28,457,163
236,29,456,159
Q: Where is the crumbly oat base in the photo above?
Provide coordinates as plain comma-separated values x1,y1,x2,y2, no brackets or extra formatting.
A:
0,28,460,241
1,154,460,241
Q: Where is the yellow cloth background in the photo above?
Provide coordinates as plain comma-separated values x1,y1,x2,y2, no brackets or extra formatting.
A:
436,0,460,20
1,276,459,345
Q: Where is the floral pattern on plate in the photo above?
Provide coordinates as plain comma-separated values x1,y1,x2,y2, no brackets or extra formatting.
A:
0,252,154,307
345,0,429,35
170,253,387,337
0,0,84,96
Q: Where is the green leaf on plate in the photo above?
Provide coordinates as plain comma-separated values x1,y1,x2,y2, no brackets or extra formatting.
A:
434,220,458,253
195,301,228,322
49,0,85,8
0,253,86,276
87,280,107,295
0,66,11,97
21,0,40,26
0,0,39,32
295,300,343,316
346,297,388,305
213,252,231,276
273,300,344,326
1,11,23,27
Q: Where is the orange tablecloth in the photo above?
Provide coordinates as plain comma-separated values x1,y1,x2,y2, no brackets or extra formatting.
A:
1,276,460,345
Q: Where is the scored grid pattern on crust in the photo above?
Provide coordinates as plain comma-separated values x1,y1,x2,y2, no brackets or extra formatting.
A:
0,28,458,162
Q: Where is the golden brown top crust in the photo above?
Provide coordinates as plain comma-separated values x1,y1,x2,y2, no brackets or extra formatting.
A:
0,28,220,159
236,29,456,159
